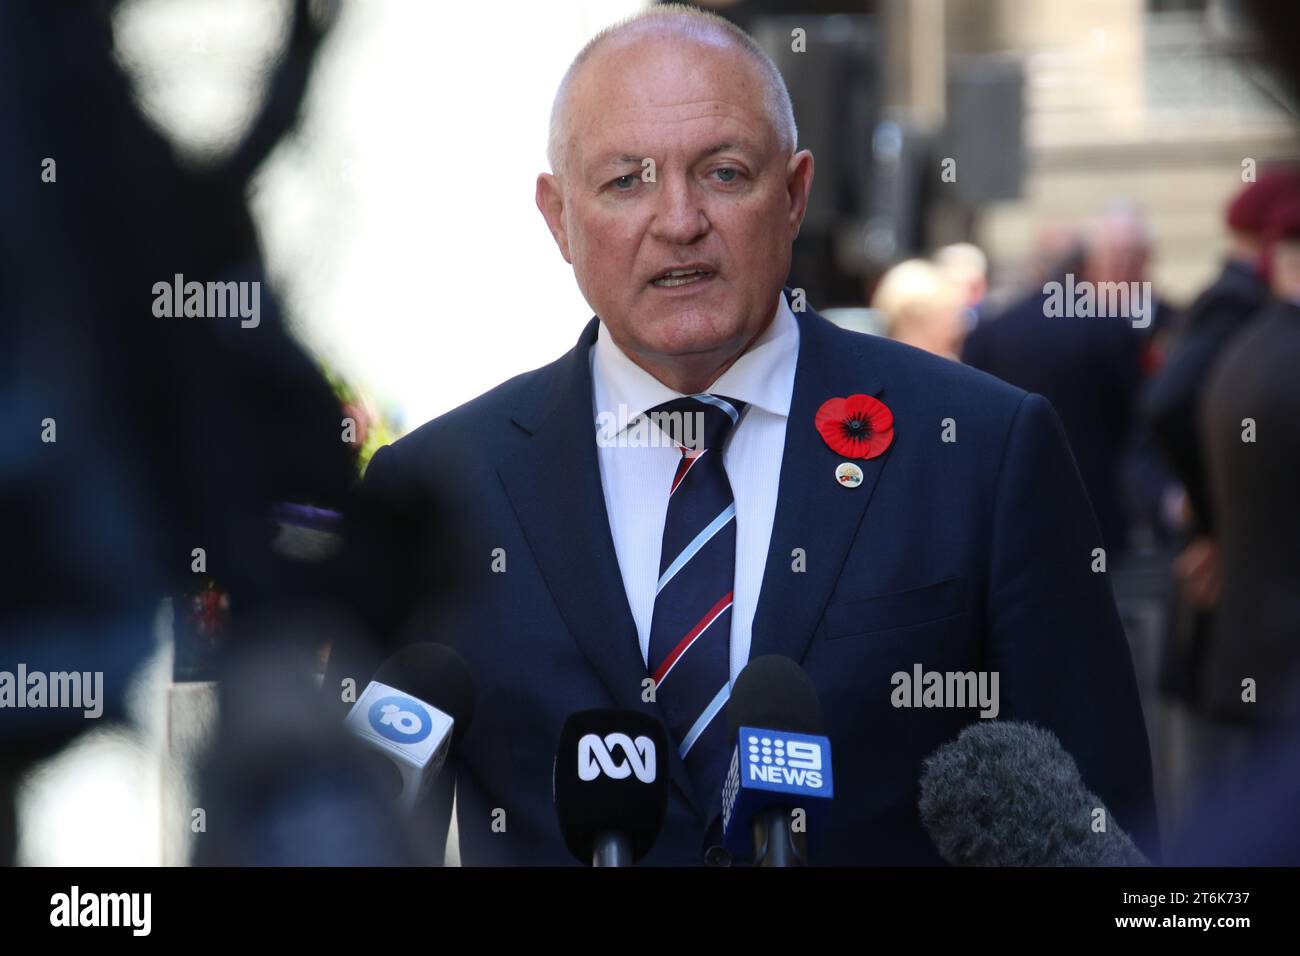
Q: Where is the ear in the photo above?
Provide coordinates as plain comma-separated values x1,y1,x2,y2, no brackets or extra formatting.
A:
535,172,572,263
784,149,815,241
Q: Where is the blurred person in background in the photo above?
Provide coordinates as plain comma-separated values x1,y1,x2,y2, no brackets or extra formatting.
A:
1083,204,1179,341
0,0,377,865
962,209,1149,559
1193,195,1300,763
1152,0,1300,866
1078,206,1185,556
870,258,968,360
1144,169,1300,711
933,242,989,329
1147,171,1297,530
1028,222,1087,290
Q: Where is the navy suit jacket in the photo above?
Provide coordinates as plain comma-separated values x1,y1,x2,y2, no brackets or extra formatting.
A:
962,288,1147,556
343,302,1158,865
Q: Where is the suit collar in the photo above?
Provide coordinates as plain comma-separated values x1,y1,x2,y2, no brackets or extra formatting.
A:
504,319,598,438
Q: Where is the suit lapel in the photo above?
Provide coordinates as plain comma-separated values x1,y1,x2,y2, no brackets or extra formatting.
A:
494,319,705,819
749,305,893,666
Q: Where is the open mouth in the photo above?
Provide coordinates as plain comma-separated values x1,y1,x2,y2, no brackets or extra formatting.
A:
650,268,715,289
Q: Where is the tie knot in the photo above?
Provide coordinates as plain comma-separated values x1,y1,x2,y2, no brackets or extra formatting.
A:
646,394,746,452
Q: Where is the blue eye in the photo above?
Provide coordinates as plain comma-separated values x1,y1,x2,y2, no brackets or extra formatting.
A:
714,168,739,183
612,174,637,190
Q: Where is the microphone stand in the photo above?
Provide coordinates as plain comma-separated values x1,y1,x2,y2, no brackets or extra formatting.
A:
592,831,633,867
753,807,809,867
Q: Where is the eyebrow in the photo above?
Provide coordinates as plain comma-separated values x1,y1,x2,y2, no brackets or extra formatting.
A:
590,142,757,172
595,154,647,170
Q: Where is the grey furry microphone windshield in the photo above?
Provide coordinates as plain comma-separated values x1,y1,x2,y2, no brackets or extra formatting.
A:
918,721,1148,867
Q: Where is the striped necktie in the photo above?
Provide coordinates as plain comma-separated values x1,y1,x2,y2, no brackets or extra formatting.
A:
646,393,746,815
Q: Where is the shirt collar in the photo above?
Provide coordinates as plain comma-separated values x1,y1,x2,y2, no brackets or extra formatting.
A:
591,291,799,439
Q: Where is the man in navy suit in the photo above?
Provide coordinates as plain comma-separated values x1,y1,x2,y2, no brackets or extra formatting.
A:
338,6,1157,865
961,208,1174,560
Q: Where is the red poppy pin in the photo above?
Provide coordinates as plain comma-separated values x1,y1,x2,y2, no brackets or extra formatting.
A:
815,394,894,460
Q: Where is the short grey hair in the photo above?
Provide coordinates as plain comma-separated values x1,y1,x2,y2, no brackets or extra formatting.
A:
546,3,798,176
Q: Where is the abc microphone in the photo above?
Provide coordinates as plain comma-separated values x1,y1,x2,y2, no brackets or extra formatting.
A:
918,720,1149,866
721,655,834,867
343,642,475,814
553,710,669,866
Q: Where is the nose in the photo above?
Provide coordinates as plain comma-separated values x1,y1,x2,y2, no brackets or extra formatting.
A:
649,173,709,245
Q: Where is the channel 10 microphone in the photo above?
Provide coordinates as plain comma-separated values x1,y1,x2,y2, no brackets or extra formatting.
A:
553,709,669,866
721,655,834,867
343,642,475,814
918,720,1149,866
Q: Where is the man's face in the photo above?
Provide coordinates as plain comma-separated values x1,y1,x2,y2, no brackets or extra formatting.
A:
537,35,813,384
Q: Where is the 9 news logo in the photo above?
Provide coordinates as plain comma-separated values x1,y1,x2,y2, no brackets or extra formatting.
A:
746,733,824,788
368,695,434,744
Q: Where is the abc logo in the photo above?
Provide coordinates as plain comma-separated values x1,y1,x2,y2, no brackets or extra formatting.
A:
578,733,657,783
369,695,432,744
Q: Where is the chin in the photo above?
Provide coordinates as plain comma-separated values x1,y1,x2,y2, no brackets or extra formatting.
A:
646,311,745,356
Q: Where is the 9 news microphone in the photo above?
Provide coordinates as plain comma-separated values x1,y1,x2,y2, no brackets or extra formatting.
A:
553,709,669,866
343,642,475,814
721,655,834,867
918,720,1149,866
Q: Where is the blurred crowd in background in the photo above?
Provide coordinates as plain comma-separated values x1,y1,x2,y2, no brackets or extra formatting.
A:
3,0,1299,864
865,175,1300,845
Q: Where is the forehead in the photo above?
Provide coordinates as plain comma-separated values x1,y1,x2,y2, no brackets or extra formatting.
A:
568,33,773,170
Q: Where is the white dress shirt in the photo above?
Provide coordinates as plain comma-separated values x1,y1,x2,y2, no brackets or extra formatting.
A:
590,292,799,682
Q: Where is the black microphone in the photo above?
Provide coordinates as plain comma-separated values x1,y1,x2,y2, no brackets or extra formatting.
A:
342,642,475,813
918,720,1149,866
553,709,669,866
721,655,833,867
